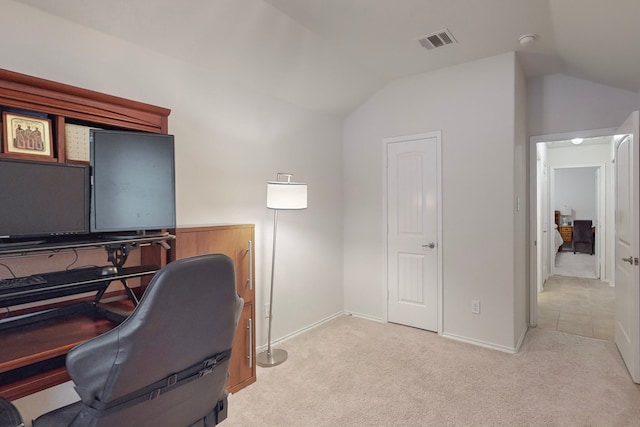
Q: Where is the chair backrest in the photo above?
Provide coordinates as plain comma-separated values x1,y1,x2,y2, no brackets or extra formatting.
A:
66,254,243,427
573,220,593,241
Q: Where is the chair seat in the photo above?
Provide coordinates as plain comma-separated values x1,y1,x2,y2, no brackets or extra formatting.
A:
32,401,83,427
32,398,227,427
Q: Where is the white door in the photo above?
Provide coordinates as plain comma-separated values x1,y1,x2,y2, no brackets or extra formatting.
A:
614,111,640,383
386,133,440,331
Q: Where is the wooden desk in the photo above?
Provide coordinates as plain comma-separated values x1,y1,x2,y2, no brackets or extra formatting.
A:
0,235,169,401
0,301,133,401
0,226,257,400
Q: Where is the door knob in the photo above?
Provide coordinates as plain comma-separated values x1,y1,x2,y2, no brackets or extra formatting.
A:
422,242,436,249
621,256,633,265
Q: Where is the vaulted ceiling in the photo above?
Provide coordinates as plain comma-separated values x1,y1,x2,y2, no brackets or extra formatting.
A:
13,0,640,114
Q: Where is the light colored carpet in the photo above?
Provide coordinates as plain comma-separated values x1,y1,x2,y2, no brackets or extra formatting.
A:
225,315,640,427
555,251,597,279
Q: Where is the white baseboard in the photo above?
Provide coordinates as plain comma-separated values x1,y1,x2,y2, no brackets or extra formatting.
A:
515,324,528,352
343,311,386,323
344,313,526,354
258,311,526,355
442,332,519,354
256,311,345,352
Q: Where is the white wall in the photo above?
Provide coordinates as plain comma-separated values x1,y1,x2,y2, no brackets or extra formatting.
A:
3,1,344,420
527,74,639,137
554,167,598,222
343,52,524,352
513,56,528,346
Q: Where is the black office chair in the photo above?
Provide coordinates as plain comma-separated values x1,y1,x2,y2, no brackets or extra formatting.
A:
0,398,23,427
573,220,594,255
27,254,243,427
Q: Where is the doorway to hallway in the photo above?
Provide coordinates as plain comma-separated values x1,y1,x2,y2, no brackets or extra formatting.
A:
533,135,613,341
531,114,640,384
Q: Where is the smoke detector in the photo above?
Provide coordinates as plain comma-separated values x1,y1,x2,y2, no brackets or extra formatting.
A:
519,34,536,46
418,28,457,50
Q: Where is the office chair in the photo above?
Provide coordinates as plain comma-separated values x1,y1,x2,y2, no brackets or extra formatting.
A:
0,398,23,427
28,254,243,427
573,220,594,255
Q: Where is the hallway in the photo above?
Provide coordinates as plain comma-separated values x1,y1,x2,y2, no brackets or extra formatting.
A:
537,275,614,340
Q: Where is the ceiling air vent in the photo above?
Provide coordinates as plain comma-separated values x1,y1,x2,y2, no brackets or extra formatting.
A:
418,28,457,50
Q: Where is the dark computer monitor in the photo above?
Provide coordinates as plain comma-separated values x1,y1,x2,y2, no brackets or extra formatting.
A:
90,130,176,234
0,158,90,239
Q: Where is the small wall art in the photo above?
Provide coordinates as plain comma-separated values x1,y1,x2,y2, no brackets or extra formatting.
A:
2,112,54,161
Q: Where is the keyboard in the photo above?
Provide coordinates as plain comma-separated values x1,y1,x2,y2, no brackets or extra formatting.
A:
0,275,47,291
0,265,159,307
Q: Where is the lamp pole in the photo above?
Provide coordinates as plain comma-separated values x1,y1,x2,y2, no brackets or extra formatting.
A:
257,173,306,367
259,207,287,366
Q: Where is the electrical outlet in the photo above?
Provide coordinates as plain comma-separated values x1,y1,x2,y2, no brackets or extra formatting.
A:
471,300,480,314
264,303,270,318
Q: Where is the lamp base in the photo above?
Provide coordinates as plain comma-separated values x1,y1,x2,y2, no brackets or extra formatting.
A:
256,348,288,367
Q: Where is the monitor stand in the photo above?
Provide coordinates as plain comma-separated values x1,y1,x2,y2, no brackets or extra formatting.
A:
101,231,170,240
0,239,46,249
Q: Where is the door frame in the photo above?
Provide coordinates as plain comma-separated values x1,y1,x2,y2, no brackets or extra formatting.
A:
382,131,443,334
548,163,605,278
529,127,616,326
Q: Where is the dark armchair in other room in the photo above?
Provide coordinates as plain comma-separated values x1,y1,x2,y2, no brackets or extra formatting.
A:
573,220,594,255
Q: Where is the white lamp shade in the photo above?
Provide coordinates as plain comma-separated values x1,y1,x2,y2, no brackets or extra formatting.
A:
267,181,307,209
560,206,572,216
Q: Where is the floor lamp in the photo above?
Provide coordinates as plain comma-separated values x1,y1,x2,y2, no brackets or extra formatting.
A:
256,173,307,367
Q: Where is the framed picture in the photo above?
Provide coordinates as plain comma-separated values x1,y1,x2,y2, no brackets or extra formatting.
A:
2,112,54,161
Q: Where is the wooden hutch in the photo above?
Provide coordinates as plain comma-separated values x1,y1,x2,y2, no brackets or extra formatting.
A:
0,69,255,401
